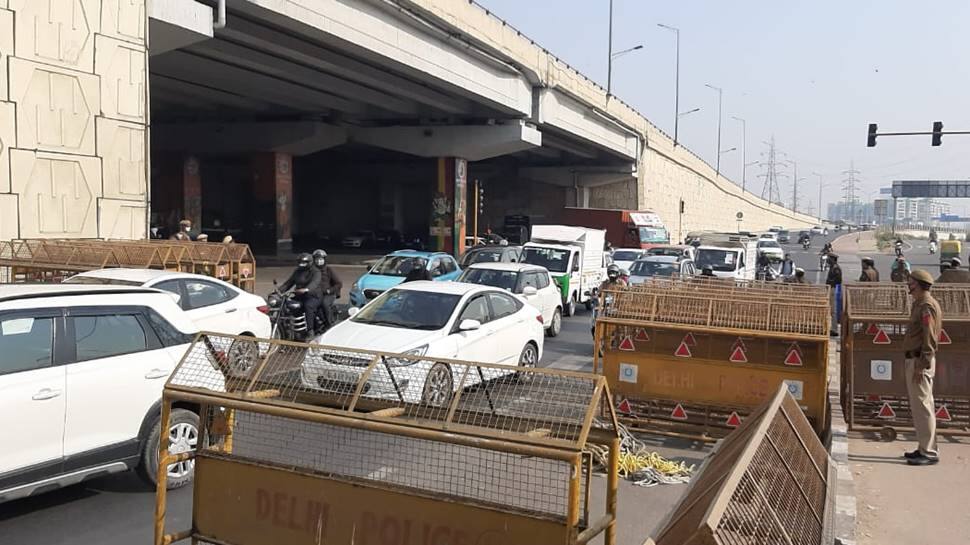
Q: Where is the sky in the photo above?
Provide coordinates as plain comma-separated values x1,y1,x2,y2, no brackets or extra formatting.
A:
475,0,970,215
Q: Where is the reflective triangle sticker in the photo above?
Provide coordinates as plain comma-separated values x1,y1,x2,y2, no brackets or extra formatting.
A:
671,404,688,420
939,329,952,345
674,341,692,358
617,398,632,414
732,337,747,352
936,405,953,422
872,328,891,345
618,336,636,351
877,402,896,419
865,323,881,335
635,328,650,342
784,348,803,366
725,412,742,427
729,345,748,363
866,394,882,402
683,332,697,346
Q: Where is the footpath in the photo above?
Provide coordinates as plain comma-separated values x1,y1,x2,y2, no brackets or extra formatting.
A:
830,232,970,545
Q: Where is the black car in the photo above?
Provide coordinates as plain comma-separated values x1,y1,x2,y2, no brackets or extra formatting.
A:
459,245,522,268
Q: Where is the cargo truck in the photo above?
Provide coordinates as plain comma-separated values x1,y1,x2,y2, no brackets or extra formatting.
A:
521,225,608,316
559,207,670,249
694,232,759,280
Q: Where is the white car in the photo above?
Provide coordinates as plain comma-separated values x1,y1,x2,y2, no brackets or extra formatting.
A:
457,263,562,337
0,284,212,503
341,230,376,248
757,239,785,261
758,232,779,241
811,225,828,236
65,269,271,340
610,248,646,272
301,281,544,406
628,256,696,284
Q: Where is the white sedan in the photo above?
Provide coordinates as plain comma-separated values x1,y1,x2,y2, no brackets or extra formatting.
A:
457,262,562,337
301,281,544,406
65,269,271,339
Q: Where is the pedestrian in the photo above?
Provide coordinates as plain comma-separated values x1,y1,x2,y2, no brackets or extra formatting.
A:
936,257,970,283
859,257,879,282
826,253,842,336
902,269,942,466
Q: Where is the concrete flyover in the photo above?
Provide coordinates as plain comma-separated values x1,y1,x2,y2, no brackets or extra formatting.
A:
0,0,818,250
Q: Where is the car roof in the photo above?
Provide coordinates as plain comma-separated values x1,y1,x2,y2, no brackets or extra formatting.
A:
637,255,679,263
648,245,689,250
0,284,163,303
391,280,496,295
388,249,452,258
70,268,183,283
467,262,545,273
613,247,645,252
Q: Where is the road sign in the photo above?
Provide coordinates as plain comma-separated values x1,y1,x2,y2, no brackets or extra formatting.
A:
892,180,970,198
736,212,744,219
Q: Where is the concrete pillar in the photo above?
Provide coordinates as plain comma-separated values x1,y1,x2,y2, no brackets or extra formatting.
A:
1,0,150,240
182,156,202,230
430,158,467,256
252,152,293,254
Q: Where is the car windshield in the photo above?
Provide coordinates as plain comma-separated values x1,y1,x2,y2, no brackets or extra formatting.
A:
461,248,505,267
758,240,781,249
646,247,683,257
638,227,668,244
696,249,739,272
370,255,424,276
458,268,519,292
353,289,461,330
521,247,570,273
778,230,789,236
612,250,641,262
630,260,678,277
64,276,143,286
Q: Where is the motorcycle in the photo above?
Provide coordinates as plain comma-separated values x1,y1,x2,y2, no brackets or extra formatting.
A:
929,240,937,254
801,239,811,250
266,282,337,342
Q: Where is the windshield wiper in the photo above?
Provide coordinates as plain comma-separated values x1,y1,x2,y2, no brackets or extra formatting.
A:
359,319,406,328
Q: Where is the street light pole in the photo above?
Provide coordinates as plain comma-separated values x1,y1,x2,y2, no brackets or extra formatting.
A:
731,116,746,191
658,24,680,146
607,0,613,96
812,172,824,222
705,84,723,177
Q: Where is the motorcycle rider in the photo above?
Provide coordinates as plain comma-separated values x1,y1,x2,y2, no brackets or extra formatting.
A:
279,253,322,336
859,257,880,282
312,249,343,331
895,237,905,257
787,267,808,284
891,255,911,282
592,264,626,336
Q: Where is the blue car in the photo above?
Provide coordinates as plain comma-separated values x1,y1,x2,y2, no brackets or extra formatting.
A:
349,250,462,307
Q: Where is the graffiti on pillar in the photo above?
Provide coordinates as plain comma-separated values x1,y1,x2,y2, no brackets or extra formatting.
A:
430,192,452,237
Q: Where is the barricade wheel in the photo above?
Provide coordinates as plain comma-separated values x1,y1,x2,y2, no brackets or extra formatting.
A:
880,426,897,442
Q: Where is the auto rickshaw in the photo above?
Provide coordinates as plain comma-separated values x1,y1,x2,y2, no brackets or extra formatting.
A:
940,239,961,272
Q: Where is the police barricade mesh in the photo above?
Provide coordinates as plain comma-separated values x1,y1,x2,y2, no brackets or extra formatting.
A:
594,279,830,439
647,384,835,545
0,239,256,291
154,333,621,545
841,282,970,438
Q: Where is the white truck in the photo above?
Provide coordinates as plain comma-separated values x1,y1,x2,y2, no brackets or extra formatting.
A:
521,225,608,316
694,233,759,280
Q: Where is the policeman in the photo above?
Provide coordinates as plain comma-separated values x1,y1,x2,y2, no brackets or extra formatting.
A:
591,264,626,336
279,253,323,336
312,250,343,330
902,270,942,466
936,257,970,283
858,257,879,282
825,253,843,336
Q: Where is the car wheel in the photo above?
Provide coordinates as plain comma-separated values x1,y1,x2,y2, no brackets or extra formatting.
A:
564,296,576,317
227,337,259,377
515,342,539,383
421,363,454,407
138,408,200,489
546,308,562,337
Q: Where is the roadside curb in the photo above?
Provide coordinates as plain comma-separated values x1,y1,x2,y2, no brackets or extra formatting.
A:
827,339,857,545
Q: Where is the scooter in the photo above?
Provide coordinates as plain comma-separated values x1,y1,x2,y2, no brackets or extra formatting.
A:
802,239,811,250
929,240,937,254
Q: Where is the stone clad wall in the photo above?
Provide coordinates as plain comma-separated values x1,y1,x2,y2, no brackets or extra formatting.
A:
0,0,149,241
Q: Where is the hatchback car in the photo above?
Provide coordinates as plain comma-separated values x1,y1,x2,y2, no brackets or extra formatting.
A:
628,256,696,284
302,282,544,406
0,285,214,503
457,263,562,337
644,245,696,261
459,245,522,268
349,250,462,307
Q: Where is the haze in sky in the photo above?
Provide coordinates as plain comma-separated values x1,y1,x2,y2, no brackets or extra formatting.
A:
476,0,970,214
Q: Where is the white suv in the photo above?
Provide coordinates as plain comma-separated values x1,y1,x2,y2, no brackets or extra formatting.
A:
457,263,563,337
0,285,204,503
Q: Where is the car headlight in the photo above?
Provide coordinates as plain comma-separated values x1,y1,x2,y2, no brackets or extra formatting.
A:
351,282,359,292
386,345,428,367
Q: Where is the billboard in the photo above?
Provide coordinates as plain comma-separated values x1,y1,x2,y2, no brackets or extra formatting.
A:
892,180,970,198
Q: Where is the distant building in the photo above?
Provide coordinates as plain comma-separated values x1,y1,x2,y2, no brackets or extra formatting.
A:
827,202,874,224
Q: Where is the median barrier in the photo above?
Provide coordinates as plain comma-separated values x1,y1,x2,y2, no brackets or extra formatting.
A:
154,333,622,545
841,282,970,440
594,279,830,439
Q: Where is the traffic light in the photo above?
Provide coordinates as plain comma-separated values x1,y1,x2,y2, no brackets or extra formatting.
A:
867,123,878,147
932,121,943,146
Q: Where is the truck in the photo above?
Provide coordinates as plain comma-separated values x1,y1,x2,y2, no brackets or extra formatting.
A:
521,225,608,316
694,232,759,280
559,207,670,249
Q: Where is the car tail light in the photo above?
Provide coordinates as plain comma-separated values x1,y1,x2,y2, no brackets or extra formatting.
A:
536,314,544,324
257,305,270,314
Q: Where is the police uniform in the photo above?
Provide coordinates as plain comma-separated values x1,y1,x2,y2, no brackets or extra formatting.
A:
859,266,879,282
902,270,943,462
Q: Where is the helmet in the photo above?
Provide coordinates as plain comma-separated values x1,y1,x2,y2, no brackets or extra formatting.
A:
910,269,934,286
607,264,621,278
312,249,327,267
297,253,312,268
862,256,874,265
795,267,805,276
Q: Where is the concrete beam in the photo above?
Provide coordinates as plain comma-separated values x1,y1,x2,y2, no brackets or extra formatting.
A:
153,122,348,155
148,0,214,56
537,89,639,161
353,121,541,162
519,165,636,188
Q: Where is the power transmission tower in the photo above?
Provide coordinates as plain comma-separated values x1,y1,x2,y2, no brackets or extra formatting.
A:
784,160,805,213
757,136,787,205
842,161,861,223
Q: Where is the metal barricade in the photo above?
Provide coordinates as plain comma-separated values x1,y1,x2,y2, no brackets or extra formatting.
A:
154,333,622,545
594,279,830,439
841,282,970,440
645,384,835,545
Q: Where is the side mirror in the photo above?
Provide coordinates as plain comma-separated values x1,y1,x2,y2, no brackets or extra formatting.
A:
347,307,361,318
272,279,278,286
523,286,538,296
459,319,481,331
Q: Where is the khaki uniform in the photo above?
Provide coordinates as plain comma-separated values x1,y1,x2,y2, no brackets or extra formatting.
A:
859,267,879,282
902,291,943,458
936,268,970,284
